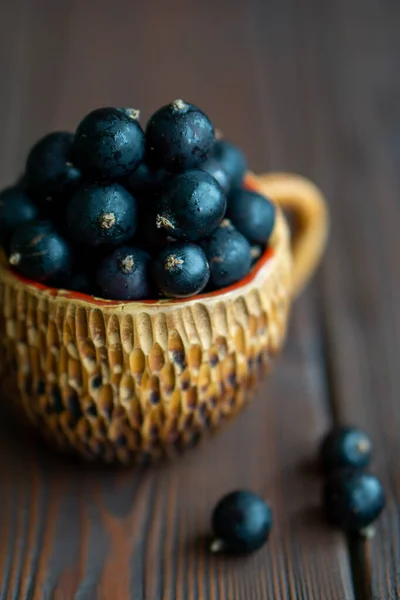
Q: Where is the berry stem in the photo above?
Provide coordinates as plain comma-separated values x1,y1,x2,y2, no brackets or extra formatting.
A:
165,255,184,271
100,213,116,230
156,214,175,230
356,439,372,454
251,246,262,259
210,538,225,553
120,255,135,274
123,108,140,120
359,525,376,539
9,253,21,266
172,99,187,111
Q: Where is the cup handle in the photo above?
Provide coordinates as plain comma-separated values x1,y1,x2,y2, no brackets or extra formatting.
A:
248,172,329,298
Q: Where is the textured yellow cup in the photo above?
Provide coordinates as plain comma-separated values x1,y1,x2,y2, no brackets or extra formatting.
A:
0,172,328,463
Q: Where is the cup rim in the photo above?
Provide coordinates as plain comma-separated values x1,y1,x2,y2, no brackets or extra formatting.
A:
0,173,286,309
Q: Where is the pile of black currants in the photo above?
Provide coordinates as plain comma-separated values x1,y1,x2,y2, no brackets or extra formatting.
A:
0,100,276,300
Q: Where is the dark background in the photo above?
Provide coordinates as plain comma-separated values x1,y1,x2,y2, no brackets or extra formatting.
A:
1,1,400,598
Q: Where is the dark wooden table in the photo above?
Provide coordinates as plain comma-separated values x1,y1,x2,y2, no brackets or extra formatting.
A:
1,1,399,598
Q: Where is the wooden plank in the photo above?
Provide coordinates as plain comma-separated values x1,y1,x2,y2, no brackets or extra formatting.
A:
0,0,362,597
291,0,400,597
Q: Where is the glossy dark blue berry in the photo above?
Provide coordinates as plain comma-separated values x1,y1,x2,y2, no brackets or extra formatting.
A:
72,108,145,179
227,189,276,244
320,427,373,475
211,490,273,554
200,220,251,289
146,99,215,172
25,132,82,213
67,183,137,247
323,471,385,533
9,220,71,284
156,170,226,241
126,161,168,196
198,158,231,195
96,246,151,300
0,186,38,250
212,140,247,188
152,242,209,298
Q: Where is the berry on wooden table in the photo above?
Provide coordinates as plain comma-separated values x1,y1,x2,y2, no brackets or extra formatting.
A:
146,99,215,171
320,427,373,475
67,182,137,247
72,107,145,179
156,170,226,241
323,470,385,535
152,242,209,298
211,490,273,554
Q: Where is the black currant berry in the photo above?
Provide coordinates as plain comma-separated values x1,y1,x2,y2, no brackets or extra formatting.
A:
200,220,251,289
212,140,247,188
152,242,209,298
96,246,151,300
156,170,226,241
323,471,385,534
320,427,373,475
67,183,137,247
25,132,82,213
0,186,38,250
72,107,145,179
146,99,215,172
227,189,276,244
9,220,71,284
126,161,167,196
211,490,273,554
199,158,231,194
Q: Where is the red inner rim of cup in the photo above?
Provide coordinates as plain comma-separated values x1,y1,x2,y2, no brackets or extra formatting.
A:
7,175,275,306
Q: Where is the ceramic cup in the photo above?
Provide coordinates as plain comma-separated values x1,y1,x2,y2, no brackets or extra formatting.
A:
0,172,328,463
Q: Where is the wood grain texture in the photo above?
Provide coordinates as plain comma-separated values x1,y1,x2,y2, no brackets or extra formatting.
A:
0,0,397,597
0,299,354,600
289,2,400,598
